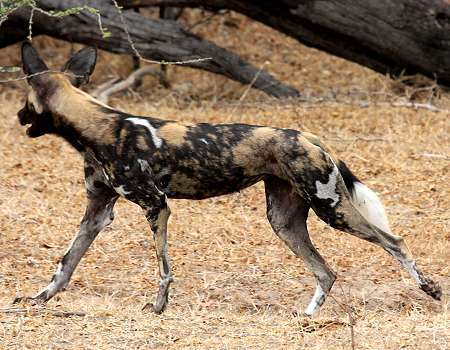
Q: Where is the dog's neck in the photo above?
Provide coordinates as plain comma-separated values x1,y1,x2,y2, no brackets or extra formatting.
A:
48,79,118,154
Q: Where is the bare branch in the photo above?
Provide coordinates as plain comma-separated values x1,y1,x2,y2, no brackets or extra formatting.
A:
91,66,167,103
329,285,356,350
389,102,447,113
0,0,298,98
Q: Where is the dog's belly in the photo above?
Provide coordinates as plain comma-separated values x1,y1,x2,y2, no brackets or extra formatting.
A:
164,171,266,199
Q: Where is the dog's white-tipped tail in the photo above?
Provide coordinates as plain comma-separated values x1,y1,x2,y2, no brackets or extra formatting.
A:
351,181,391,233
337,161,391,233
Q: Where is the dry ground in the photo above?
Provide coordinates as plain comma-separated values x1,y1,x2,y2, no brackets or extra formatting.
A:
0,11,449,350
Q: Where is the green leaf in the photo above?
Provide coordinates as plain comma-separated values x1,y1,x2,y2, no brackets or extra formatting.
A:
102,29,111,39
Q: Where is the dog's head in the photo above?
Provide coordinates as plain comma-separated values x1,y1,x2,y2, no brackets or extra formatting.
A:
18,42,97,137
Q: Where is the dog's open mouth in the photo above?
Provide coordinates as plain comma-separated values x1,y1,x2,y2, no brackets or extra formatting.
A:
17,107,44,137
26,122,39,136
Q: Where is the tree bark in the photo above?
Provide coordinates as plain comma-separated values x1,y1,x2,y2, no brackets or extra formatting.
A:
0,0,299,98
120,0,450,87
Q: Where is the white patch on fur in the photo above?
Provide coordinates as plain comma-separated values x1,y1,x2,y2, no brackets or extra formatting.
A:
351,182,391,233
200,138,208,145
126,117,162,148
315,165,340,207
102,169,110,181
33,263,64,298
114,185,131,196
405,260,423,284
64,237,76,256
304,284,325,317
34,281,55,298
159,275,173,286
137,159,151,172
55,262,63,277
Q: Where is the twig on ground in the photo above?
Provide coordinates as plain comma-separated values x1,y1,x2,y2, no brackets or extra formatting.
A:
0,307,86,318
389,102,446,112
329,285,356,350
324,136,389,143
214,97,450,113
417,153,450,160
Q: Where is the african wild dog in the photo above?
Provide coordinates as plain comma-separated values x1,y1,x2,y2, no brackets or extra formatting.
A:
14,42,441,317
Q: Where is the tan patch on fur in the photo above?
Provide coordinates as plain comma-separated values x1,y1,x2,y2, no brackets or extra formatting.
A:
285,135,335,181
301,131,339,163
45,75,116,144
207,133,218,141
158,123,188,146
301,132,320,145
253,126,278,140
28,90,44,114
305,141,328,168
117,128,129,154
169,173,198,195
232,127,278,174
136,135,149,151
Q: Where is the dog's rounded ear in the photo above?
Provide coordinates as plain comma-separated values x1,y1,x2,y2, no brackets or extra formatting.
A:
22,41,49,78
62,46,97,87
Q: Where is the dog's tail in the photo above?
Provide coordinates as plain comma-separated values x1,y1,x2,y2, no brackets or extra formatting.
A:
337,160,391,233
302,132,391,233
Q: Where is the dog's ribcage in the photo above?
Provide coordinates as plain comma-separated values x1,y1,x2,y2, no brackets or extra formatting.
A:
93,116,294,200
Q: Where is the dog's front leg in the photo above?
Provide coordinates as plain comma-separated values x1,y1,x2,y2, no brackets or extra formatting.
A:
141,194,172,314
14,185,118,305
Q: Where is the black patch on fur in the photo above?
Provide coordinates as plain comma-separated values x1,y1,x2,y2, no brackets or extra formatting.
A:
22,42,48,76
337,161,360,194
20,107,56,138
54,121,89,152
158,174,171,189
162,258,170,275
93,181,106,189
61,253,69,267
62,46,97,87
84,166,95,178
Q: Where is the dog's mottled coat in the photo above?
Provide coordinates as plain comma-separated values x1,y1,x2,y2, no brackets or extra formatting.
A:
14,43,441,316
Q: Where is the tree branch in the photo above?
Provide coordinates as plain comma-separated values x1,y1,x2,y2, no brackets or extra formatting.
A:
0,0,298,98
119,0,450,88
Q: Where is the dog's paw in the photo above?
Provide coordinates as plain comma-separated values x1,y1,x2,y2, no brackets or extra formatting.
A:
420,278,442,301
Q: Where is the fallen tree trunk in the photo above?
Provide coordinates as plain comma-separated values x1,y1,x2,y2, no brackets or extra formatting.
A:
120,0,450,87
0,0,299,98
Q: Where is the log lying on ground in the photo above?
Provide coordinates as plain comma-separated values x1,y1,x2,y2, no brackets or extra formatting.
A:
121,0,450,87
0,0,298,98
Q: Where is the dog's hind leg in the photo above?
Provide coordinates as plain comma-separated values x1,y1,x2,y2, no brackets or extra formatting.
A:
303,155,442,301
316,195,442,300
264,176,336,317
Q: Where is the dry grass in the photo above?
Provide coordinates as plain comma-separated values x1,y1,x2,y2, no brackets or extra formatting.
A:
0,12,449,350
